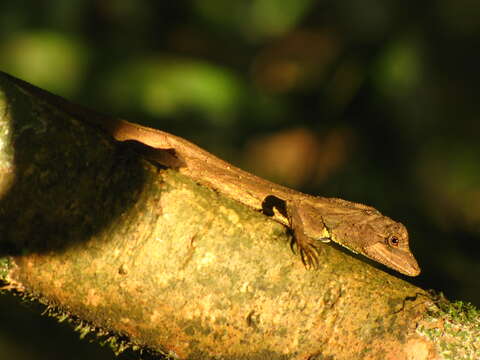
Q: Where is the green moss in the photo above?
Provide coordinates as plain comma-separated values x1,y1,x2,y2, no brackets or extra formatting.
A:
418,296,480,360
40,303,169,358
438,301,480,323
0,257,11,280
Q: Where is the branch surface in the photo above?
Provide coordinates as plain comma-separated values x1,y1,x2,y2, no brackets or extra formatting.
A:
0,72,478,360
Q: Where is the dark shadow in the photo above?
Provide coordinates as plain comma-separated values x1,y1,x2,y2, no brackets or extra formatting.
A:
0,72,150,255
261,194,287,218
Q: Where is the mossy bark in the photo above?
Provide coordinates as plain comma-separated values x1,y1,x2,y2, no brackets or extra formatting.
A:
0,72,478,360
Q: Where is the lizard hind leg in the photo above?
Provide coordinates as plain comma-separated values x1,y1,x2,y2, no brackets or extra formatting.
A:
286,200,327,269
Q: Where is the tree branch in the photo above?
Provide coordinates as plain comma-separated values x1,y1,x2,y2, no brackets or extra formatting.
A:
0,72,478,359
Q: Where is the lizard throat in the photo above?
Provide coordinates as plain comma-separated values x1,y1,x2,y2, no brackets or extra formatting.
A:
329,234,360,255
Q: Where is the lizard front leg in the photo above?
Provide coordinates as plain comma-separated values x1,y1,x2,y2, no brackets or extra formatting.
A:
285,200,330,268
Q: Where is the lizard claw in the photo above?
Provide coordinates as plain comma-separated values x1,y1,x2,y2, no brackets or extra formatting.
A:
300,243,321,269
291,236,322,269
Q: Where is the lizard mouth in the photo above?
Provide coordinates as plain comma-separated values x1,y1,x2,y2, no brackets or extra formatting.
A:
365,243,421,276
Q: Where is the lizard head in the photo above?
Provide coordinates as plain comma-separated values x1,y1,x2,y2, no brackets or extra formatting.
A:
325,209,421,276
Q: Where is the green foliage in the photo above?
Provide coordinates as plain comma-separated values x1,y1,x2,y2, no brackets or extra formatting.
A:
0,31,88,95
193,0,314,40
104,58,246,125
374,37,424,97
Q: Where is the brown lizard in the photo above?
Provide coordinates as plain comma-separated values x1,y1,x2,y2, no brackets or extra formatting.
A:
0,71,421,276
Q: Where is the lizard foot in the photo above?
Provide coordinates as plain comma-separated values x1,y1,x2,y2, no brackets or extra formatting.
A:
285,199,325,269
290,236,322,269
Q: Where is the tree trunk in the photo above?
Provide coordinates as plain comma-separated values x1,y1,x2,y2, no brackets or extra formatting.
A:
0,72,478,360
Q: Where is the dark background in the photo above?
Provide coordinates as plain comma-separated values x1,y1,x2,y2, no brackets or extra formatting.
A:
1,1,479,359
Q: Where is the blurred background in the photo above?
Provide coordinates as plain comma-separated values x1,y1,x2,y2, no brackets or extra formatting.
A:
0,1,479,359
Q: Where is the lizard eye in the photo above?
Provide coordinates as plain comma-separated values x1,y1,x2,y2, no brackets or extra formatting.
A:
387,235,400,247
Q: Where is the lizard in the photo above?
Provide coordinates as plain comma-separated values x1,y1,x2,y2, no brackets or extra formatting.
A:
0,71,421,276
